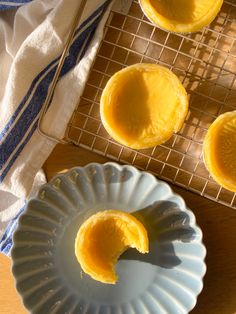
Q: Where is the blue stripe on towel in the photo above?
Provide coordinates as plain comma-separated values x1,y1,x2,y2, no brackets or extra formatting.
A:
0,203,26,256
0,20,100,182
0,0,33,11
0,1,109,182
0,1,108,141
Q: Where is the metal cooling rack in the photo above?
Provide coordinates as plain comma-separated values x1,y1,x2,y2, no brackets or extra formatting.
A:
66,0,236,209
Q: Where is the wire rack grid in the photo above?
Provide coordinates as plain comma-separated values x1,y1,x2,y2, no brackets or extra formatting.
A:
66,0,236,209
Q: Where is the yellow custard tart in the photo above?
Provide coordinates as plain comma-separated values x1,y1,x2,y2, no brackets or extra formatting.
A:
204,111,236,192
139,0,224,33
100,63,188,150
75,210,149,284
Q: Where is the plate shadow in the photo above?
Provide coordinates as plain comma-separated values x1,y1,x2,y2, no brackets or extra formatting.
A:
121,201,197,268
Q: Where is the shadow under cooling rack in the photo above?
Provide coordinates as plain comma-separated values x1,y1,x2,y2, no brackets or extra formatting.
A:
66,0,236,209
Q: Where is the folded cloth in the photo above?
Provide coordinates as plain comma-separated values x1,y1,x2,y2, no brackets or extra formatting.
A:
0,0,112,255
0,169,46,255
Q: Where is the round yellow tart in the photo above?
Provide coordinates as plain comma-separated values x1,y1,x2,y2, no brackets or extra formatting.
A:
100,63,188,150
204,111,236,192
75,210,149,284
139,0,223,33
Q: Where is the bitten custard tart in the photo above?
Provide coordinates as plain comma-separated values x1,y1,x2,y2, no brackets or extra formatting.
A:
75,210,149,284
204,111,236,192
100,63,188,150
139,0,223,33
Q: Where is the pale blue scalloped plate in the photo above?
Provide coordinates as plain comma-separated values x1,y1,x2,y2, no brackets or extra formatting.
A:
12,163,206,314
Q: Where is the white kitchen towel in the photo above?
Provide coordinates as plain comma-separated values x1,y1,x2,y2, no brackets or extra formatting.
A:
0,0,112,255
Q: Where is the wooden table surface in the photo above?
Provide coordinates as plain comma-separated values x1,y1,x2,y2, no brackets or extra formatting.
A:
1,144,236,314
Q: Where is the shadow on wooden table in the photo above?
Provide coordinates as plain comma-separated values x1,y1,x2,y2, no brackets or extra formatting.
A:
171,186,236,314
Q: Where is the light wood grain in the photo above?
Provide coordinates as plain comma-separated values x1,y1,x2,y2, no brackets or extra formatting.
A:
1,144,236,314
0,254,27,314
